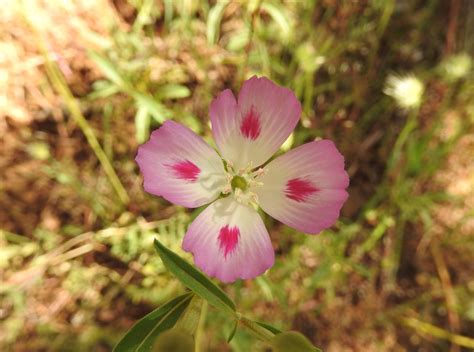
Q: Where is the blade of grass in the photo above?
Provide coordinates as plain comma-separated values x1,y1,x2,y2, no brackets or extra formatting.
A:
401,316,474,349
23,11,130,206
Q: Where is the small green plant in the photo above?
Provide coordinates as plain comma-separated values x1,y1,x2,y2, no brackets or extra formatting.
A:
114,238,321,351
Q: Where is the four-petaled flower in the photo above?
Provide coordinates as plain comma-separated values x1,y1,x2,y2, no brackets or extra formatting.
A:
136,76,349,283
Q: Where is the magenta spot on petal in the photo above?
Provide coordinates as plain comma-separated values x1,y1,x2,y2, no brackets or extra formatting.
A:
167,160,200,182
218,225,240,259
240,106,261,140
285,178,319,202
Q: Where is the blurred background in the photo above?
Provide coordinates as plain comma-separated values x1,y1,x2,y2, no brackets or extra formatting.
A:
1,0,473,351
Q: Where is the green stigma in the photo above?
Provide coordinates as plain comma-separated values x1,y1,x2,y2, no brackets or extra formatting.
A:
231,175,248,191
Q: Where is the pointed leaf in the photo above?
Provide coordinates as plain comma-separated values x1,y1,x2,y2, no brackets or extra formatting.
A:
153,238,236,316
157,84,191,100
255,321,282,335
227,319,239,343
207,1,229,44
271,331,321,352
261,3,292,41
135,105,150,143
113,293,193,352
133,93,171,123
89,51,128,89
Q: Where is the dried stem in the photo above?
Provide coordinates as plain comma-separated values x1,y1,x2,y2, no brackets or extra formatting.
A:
430,241,460,352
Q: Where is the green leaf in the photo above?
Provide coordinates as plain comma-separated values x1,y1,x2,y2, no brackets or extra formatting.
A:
255,321,282,335
227,319,239,343
174,295,202,335
227,27,250,52
88,51,128,89
132,0,155,32
153,238,237,316
271,331,321,352
89,80,121,99
113,293,193,352
153,329,194,352
261,2,291,41
157,84,191,100
134,105,150,143
207,1,229,44
133,93,171,123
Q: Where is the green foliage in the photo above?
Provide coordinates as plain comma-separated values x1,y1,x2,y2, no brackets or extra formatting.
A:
153,238,236,316
271,331,320,352
148,241,321,350
207,1,229,45
2,0,474,351
115,241,322,350
114,293,193,352
153,328,194,352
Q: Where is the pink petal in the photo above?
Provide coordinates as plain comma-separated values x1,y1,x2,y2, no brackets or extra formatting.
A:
182,197,275,283
136,121,227,208
211,76,301,169
253,140,349,234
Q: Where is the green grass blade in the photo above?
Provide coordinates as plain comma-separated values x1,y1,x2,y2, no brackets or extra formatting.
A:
134,93,171,123
88,51,128,89
157,84,191,100
207,1,229,45
226,319,239,343
135,105,150,143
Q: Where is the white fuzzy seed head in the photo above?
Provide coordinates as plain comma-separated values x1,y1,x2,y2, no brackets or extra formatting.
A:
384,73,424,109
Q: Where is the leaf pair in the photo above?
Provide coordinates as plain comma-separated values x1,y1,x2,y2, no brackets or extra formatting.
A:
114,238,237,351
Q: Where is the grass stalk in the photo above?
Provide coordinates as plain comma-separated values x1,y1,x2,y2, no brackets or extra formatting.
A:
401,316,474,349
22,7,130,206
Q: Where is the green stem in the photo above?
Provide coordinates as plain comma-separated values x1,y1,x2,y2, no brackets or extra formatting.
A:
387,107,419,171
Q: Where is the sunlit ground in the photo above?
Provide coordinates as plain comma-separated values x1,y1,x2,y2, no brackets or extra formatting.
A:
1,0,473,351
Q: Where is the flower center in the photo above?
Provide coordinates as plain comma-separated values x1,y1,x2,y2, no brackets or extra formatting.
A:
222,161,266,206
231,175,248,191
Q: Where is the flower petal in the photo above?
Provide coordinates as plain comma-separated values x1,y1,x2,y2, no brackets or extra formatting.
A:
253,140,349,234
210,76,301,169
182,197,275,283
136,121,227,208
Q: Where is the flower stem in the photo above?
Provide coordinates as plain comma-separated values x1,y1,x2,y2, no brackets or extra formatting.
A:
387,107,419,171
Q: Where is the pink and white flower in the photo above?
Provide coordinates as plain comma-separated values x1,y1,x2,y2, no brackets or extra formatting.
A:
136,76,349,283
